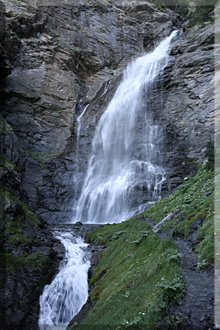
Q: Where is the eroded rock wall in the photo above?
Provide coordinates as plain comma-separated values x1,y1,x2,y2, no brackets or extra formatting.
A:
145,23,214,189
2,0,179,223
1,1,215,328
1,0,214,221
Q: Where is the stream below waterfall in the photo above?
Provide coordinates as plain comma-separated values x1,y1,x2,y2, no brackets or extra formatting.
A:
38,30,178,329
38,228,90,330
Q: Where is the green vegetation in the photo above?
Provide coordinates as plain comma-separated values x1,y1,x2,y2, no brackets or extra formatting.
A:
0,142,52,277
186,0,218,27
216,132,220,174
0,156,16,171
0,252,50,272
6,229,32,247
142,167,214,268
196,216,214,268
1,188,51,277
1,189,41,227
70,220,184,329
1,188,42,255
69,166,213,329
0,115,13,134
28,150,61,163
205,139,214,171
150,0,217,26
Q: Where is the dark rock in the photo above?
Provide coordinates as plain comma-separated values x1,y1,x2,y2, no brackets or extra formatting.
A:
3,0,214,223
1,0,214,328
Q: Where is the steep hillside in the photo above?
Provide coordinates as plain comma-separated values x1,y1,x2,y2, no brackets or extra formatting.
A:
70,166,214,329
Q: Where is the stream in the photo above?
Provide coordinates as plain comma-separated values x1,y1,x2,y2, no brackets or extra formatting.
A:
38,229,90,330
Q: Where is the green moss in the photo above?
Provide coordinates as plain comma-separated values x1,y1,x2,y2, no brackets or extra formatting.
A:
28,150,61,163
0,252,50,272
0,115,13,134
196,214,214,268
204,139,214,171
70,220,184,329
142,167,214,267
0,156,16,171
147,0,167,11
149,0,216,27
187,29,199,42
17,199,41,227
143,168,213,234
5,222,32,247
1,188,43,253
187,3,216,28
1,189,40,227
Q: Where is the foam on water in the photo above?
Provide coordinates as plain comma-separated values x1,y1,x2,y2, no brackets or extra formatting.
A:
38,231,90,330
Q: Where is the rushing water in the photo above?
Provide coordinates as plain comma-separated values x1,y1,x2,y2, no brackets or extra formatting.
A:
75,30,178,224
76,104,89,141
38,230,90,330
39,31,177,329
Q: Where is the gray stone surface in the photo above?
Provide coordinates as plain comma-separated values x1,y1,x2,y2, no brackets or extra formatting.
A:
1,0,178,223
1,1,214,222
1,0,215,328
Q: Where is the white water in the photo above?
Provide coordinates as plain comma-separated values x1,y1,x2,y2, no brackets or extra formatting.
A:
38,31,178,330
75,31,178,224
72,80,112,213
76,104,89,141
38,231,90,330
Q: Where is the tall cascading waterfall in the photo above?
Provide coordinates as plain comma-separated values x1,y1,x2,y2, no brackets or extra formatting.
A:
75,30,178,224
71,80,112,215
38,31,177,330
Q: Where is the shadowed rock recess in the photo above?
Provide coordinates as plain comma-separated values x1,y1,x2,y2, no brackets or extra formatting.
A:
1,0,215,329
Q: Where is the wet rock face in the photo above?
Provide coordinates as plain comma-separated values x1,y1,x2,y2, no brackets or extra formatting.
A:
0,116,61,329
2,0,178,223
2,0,214,223
2,0,175,155
160,25,214,188
167,26,214,151
0,4,60,329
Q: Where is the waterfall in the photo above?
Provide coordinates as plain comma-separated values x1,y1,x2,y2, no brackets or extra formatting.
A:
38,230,90,330
72,103,90,211
76,104,89,141
38,31,178,330
75,30,178,224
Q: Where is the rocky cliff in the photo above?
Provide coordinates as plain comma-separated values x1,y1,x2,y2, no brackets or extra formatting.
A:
2,0,214,224
1,0,215,328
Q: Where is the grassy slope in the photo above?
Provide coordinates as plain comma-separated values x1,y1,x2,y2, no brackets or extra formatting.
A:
69,167,213,329
142,167,214,268
71,221,184,329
